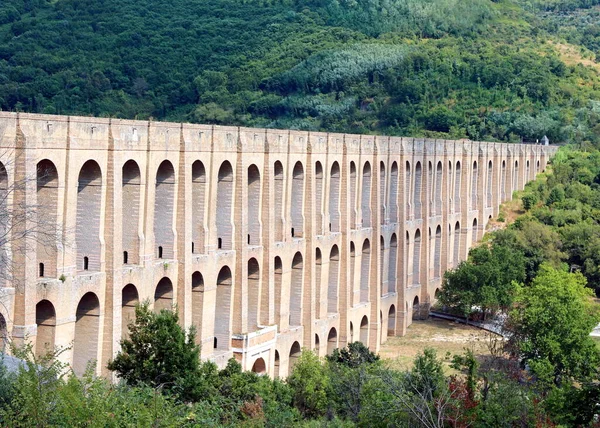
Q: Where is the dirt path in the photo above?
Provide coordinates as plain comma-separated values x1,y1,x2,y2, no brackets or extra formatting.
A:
380,318,496,372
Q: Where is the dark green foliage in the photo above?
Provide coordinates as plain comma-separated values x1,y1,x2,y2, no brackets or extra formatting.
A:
326,341,380,368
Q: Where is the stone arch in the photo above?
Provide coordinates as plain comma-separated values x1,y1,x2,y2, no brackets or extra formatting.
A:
536,159,540,172
154,160,175,259
388,234,397,293
412,296,420,320
388,305,396,336
350,241,356,304
454,161,461,212
76,160,102,272
0,162,6,287
359,315,369,344
37,160,58,277
405,161,412,218
191,272,204,343
274,161,284,241
380,161,386,224
501,160,507,201
328,245,339,313
389,162,398,222
361,162,371,227
486,160,493,208
73,292,100,376
453,222,461,266
360,239,370,303
122,160,141,264
329,162,341,232
274,350,281,378
247,165,261,246
291,162,304,238
290,252,303,326
327,327,337,354
413,229,421,285
380,235,386,296
315,248,323,318
252,357,266,374
217,161,234,250
471,161,478,211
434,225,442,278
526,159,530,181
191,160,206,254
154,277,173,312
435,288,441,300
289,341,301,372
215,266,232,351
315,333,320,353
350,161,357,227
274,256,283,326
121,284,139,340
35,299,56,357
315,161,324,235
414,162,422,219
435,161,443,215
349,321,354,343
472,218,478,245
513,160,519,193
0,312,6,352
248,258,260,330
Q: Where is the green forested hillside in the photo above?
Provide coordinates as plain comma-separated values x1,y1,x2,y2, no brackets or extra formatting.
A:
2,0,600,144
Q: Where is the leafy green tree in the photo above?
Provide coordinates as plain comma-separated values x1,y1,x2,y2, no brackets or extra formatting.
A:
287,350,331,419
326,341,380,368
107,302,210,401
507,264,600,385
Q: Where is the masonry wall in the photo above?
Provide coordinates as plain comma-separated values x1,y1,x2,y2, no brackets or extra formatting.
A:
0,112,557,378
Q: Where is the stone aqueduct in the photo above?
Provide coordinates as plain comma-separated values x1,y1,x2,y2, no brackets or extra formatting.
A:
0,112,557,377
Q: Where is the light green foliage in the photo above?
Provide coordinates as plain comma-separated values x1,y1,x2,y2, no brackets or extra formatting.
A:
508,264,600,384
287,350,331,419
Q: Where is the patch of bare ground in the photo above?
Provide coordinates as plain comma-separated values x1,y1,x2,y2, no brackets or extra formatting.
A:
380,318,497,372
486,196,525,233
550,41,600,72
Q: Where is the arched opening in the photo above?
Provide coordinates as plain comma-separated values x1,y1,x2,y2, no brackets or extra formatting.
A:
350,241,357,304
413,230,421,285
0,313,6,352
73,292,100,376
350,161,357,228
247,165,261,246
471,161,478,211
328,245,340,313
315,333,320,353
248,258,260,330
501,160,507,201
315,162,324,235
536,159,540,172
406,161,412,218
290,252,303,326
454,161,461,213
274,257,283,326
361,162,371,227
526,160,530,181
215,266,232,351
513,160,519,193
329,162,341,232
414,162,422,219
380,236,386,296
406,231,412,283
274,350,280,378
192,160,206,254
412,296,420,321
327,328,337,354
217,161,234,250
435,162,443,215
359,315,369,344
251,358,266,374
486,160,493,208
388,305,396,336
434,288,441,300
76,160,102,272
37,160,58,277
291,162,304,238
315,248,323,319
380,161,386,224
121,284,139,340
122,160,141,264
454,222,461,266
388,234,397,293
289,341,301,373
154,160,175,259
154,277,173,312
35,300,56,357
472,218,478,245
274,161,284,241
389,162,398,222
0,163,7,288
434,226,442,278
360,239,370,303
192,272,204,344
